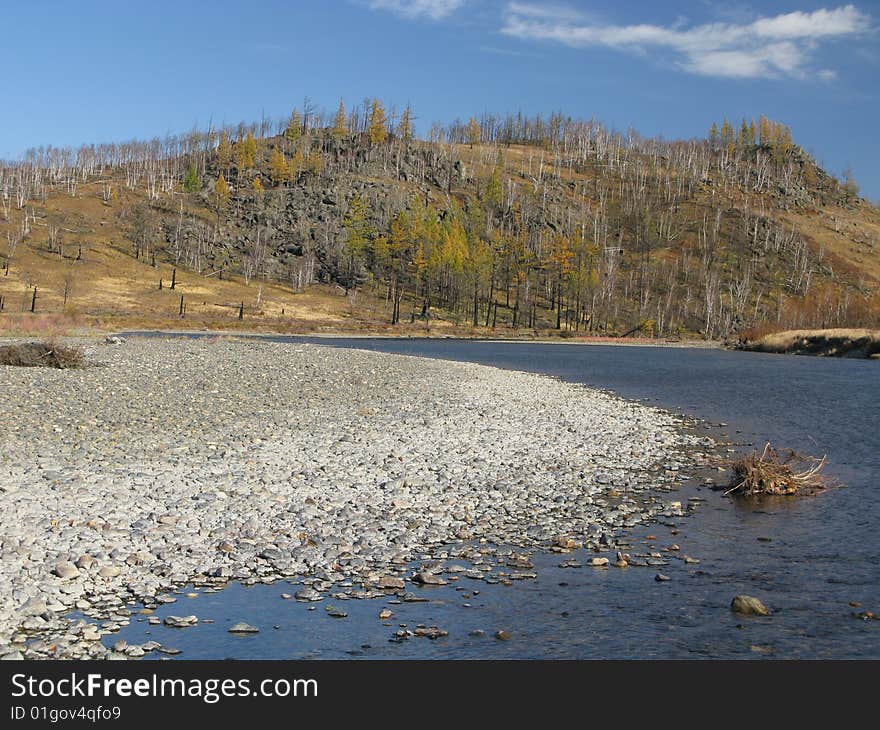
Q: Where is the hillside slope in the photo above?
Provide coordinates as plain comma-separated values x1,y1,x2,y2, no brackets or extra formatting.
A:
1,109,878,337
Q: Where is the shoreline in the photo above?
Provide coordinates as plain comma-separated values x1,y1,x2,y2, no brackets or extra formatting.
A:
736,328,880,359
0,324,723,350
114,328,724,349
0,337,710,659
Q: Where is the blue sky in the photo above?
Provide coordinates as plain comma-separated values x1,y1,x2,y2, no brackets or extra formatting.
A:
3,1,879,198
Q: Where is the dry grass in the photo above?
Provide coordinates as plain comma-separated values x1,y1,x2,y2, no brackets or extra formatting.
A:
760,328,879,347
0,180,361,332
0,341,85,369
723,443,829,497
780,204,880,288
749,328,880,357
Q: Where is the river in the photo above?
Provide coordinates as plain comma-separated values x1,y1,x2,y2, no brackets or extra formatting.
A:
109,336,880,658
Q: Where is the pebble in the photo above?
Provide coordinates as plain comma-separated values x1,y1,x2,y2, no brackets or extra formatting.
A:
0,338,707,657
53,563,80,580
377,576,406,590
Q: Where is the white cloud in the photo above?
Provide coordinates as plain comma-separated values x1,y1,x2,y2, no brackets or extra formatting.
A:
501,4,872,79
506,2,584,22
366,0,467,20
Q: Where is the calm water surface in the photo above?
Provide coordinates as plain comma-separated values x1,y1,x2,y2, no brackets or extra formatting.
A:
114,336,880,658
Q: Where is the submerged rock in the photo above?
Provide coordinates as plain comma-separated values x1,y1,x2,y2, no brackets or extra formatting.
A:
228,622,260,634
731,595,770,616
412,572,447,586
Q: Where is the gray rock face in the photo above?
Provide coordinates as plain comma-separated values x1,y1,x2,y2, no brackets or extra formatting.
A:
198,142,466,282
0,337,707,658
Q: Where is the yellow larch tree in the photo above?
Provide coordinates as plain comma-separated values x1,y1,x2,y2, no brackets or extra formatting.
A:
466,117,481,147
236,131,258,170
369,98,388,146
217,131,232,174
332,100,348,141
269,147,288,185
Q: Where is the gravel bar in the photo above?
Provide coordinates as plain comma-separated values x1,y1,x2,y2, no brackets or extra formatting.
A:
0,337,707,658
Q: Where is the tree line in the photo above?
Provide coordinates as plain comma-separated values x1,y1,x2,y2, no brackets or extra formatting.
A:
1,99,876,336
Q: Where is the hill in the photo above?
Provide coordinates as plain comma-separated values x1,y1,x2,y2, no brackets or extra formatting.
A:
1,103,878,338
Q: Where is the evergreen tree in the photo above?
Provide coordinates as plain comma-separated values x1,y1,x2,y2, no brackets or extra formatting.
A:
344,194,374,256
739,119,752,147
397,105,414,141
759,115,772,147
183,165,200,193
485,163,503,209
285,110,302,142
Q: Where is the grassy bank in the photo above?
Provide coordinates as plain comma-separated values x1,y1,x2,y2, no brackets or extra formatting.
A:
739,328,880,358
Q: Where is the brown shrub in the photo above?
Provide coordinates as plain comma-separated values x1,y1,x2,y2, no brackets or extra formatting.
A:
722,443,829,497
0,342,85,369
